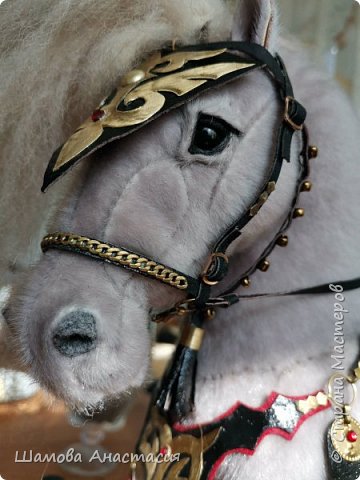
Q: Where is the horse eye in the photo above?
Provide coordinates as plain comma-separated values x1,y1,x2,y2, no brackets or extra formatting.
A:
189,114,238,156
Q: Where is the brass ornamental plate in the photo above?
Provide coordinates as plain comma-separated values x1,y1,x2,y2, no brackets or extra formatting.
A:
330,417,360,462
42,45,260,190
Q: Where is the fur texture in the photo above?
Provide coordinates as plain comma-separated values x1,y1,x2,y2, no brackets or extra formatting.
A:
3,1,360,478
0,286,24,370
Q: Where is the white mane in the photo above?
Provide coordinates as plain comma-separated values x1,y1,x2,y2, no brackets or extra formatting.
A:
0,0,233,285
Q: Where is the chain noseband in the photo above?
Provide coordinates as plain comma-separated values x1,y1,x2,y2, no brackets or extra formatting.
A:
41,233,191,291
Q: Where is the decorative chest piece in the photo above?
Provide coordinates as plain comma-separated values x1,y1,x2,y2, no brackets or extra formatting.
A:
130,391,330,480
327,372,360,480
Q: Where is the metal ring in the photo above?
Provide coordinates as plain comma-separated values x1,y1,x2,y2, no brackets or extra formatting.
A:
201,252,229,286
327,373,357,409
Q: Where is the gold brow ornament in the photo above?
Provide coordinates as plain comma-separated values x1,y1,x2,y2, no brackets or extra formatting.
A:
53,49,255,172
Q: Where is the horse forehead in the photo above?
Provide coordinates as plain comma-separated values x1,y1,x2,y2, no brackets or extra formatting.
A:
184,69,276,125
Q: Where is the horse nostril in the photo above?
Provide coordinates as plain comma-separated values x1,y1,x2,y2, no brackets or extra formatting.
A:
52,311,97,357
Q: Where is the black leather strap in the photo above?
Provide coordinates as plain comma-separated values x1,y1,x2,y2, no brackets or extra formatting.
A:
204,51,306,285
206,277,360,309
216,126,310,295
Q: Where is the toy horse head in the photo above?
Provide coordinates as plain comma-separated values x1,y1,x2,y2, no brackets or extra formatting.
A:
9,0,307,410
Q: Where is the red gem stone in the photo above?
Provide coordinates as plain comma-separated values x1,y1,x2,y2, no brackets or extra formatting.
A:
159,447,168,456
91,109,105,122
347,430,358,443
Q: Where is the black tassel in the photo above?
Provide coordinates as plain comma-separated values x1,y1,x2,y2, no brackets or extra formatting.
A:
156,311,210,422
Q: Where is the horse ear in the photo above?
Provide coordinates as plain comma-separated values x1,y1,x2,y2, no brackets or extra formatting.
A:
231,0,278,50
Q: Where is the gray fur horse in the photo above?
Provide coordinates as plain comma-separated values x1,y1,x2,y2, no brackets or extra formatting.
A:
4,0,360,478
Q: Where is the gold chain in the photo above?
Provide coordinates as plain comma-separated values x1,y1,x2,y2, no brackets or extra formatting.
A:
41,232,188,290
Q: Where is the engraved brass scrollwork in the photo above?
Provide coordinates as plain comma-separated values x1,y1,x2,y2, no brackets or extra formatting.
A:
137,408,220,480
53,49,255,172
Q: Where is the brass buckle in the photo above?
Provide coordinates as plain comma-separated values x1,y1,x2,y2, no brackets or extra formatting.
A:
284,96,303,131
201,252,229,286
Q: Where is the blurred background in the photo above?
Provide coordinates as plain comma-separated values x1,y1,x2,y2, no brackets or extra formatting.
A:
278,0,360,111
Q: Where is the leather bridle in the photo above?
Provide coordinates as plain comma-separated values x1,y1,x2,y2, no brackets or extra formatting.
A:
40,41,360,421
42,41,308,305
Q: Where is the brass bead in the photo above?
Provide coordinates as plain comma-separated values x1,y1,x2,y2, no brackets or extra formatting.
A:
205,308,216,321
276,235,288,247
301,180,312,192
121,69,145,86
258,259,270,272
308,145,318,158
241,277,251,287
293,208,305,218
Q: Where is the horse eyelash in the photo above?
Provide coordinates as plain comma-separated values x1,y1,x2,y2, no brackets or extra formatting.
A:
198,112,242,137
